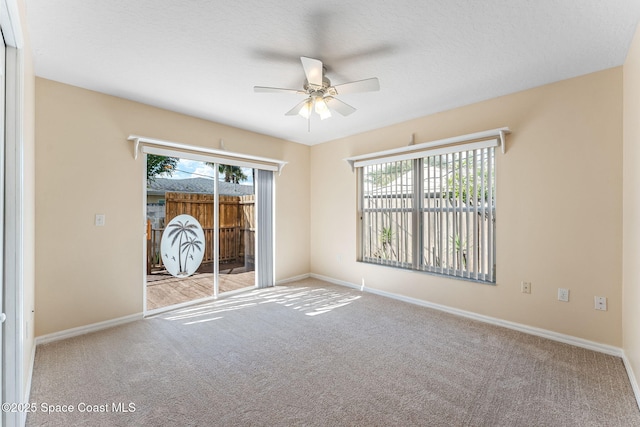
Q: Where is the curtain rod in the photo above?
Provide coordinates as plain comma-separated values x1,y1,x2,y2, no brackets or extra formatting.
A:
344,127,510,171
128,135,288,175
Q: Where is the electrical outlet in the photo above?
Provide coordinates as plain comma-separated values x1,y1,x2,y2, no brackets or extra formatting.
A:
558,288,569,302
521,281,531,294
595,296,607,311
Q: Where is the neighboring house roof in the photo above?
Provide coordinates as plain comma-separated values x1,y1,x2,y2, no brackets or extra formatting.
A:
147,178,254,197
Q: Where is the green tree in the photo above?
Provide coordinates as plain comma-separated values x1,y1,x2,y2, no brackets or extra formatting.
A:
365,161,412,186
207,163,248,183
147,155,178,182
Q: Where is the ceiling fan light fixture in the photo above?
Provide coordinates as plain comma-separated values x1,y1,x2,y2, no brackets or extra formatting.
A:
314,97,331,120
298,98,313,119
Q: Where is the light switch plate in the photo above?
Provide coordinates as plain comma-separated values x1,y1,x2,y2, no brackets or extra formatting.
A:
95,214,105,226
558,288,569,302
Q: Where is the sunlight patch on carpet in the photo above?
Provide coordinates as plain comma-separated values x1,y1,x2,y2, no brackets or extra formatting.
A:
159,285,362,324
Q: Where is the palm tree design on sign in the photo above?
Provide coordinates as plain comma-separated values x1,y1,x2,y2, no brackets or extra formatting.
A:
181,236,203,274
167,219,202,276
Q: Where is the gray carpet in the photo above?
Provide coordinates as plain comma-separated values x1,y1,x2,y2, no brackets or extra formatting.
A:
27,278,640,426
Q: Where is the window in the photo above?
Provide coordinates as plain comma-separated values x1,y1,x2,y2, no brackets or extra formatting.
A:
355,130,504,284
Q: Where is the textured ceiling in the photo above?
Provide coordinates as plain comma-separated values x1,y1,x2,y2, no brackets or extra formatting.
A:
26,0,640,146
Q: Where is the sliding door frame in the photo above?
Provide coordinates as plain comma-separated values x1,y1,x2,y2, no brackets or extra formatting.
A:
1,1,25,426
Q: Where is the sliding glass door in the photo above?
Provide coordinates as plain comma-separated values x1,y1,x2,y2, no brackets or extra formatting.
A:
145,154,258,312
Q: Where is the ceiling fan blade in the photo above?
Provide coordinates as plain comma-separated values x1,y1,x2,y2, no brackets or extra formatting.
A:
285,98,312,116
324,96,356,116
254,86,305,95
300,57,324,88
331,77,380,95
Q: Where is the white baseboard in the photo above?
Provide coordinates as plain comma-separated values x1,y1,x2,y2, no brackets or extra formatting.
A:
21,342,36,427
310,273,623,357
622,352,640,411
34,313,143,346
276,273,310,285
309,273,361,290
33,274,308,346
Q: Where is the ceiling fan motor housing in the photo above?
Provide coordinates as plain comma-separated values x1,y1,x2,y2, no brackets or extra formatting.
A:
304,75,332,94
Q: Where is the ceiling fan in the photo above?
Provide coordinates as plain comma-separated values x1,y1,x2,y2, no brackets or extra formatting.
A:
254,57,380,122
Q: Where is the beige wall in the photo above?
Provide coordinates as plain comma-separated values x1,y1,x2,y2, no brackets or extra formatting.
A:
311,68,623,346
34,79,310,336
623,23,640,389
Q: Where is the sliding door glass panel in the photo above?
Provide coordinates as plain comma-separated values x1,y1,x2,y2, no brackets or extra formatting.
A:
217,165,256,293
146,155,215,310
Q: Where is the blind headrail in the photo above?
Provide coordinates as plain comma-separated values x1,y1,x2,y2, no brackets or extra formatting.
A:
344,127,509,170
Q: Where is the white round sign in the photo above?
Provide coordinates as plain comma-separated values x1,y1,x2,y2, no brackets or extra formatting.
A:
161,214,205,278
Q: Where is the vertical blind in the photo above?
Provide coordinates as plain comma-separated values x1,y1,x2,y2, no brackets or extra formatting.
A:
420,147,495,281
256,169,275,288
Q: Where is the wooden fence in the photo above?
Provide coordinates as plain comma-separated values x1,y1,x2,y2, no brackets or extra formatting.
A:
147,192,255,274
